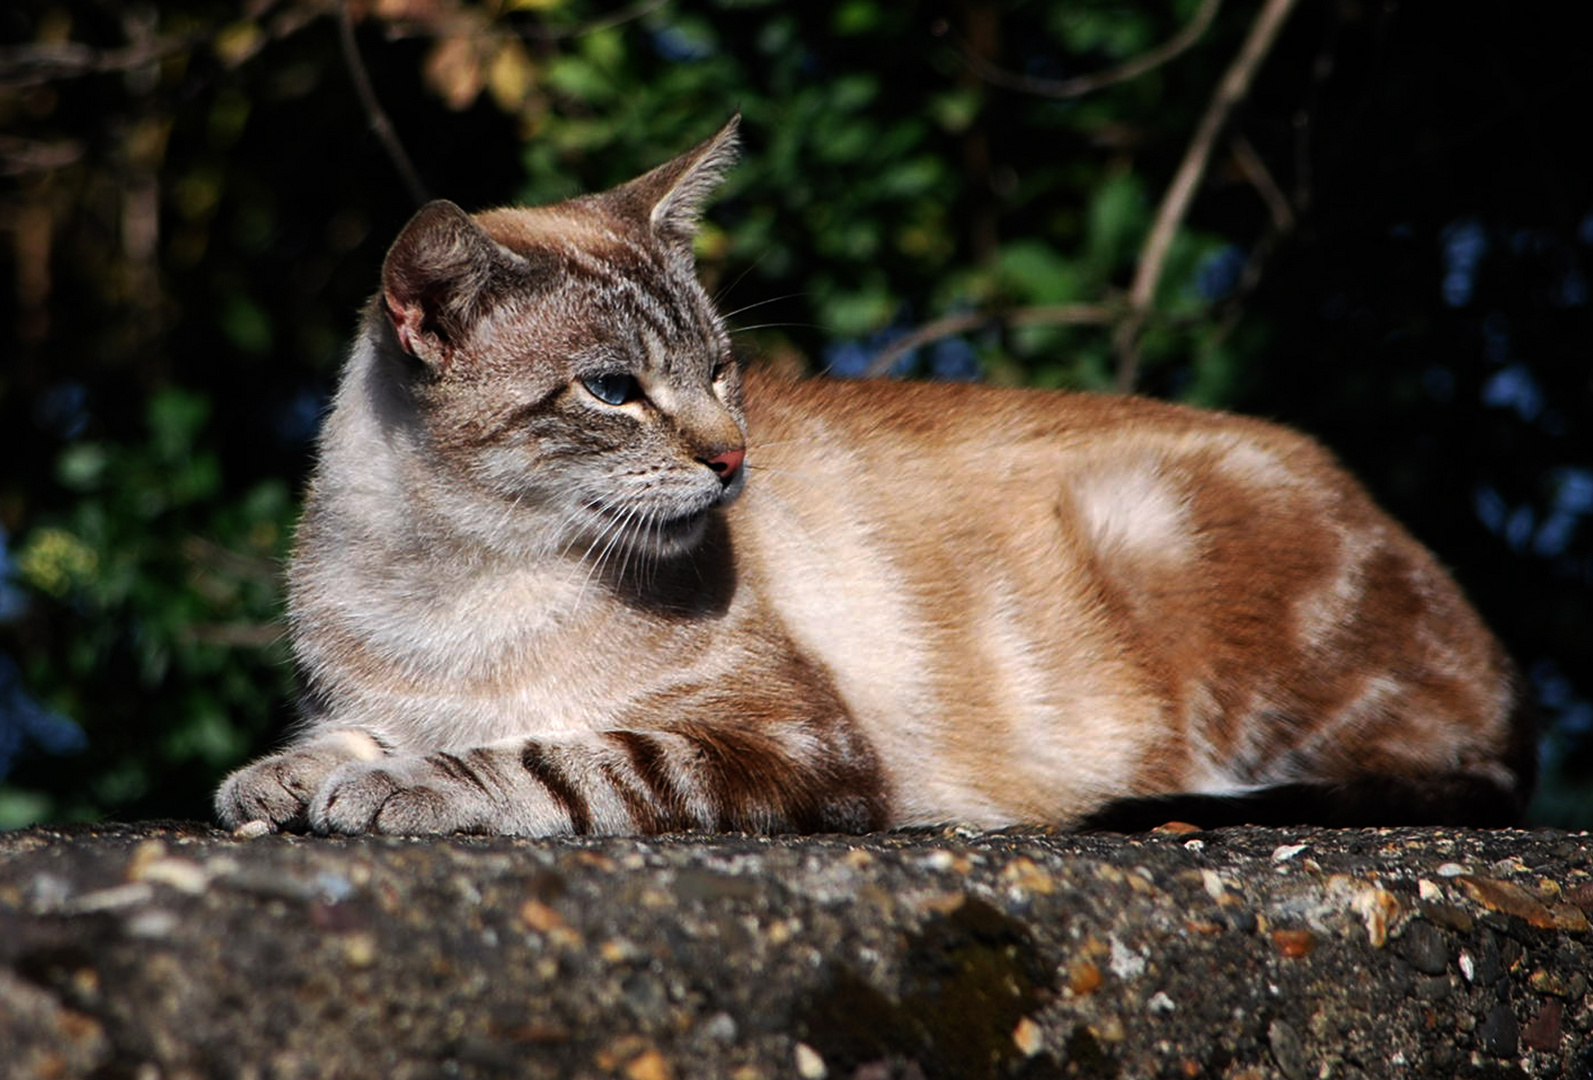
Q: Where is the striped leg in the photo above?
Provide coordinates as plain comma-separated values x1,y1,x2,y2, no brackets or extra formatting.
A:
307,720,887,837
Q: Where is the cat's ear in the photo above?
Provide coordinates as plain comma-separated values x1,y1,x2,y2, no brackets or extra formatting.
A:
381,199,514,372
614,114,741,254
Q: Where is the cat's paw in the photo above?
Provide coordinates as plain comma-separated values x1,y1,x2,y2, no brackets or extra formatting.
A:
216,749,340,831
215,730,387,832
308,756,493,836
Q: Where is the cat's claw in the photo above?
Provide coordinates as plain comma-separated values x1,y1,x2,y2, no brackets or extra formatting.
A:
215,754,316,831
309,761,404,834
215,737,377,832
309,759,477,836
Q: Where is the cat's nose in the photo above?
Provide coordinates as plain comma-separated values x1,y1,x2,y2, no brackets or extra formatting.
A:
704,447,745,486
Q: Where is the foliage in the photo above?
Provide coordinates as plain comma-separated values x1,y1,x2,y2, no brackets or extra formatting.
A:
2,388,292,824
1,0,1589,827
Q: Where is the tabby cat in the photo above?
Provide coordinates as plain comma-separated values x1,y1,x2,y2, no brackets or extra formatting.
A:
216,117,1533,837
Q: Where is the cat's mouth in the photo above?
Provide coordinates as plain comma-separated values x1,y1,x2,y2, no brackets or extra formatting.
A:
656,506,711,537
591,500,717,550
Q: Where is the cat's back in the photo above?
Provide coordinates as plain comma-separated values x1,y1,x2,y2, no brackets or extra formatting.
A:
730,372,1525,826
738,370,1349,529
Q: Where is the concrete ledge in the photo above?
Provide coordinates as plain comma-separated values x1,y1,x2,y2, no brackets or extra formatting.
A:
3,822,1591,1079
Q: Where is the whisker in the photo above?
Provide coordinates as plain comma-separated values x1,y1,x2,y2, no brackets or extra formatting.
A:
585,496,641,596
711,253,774,308
718,291,807,323
575,497,619,561
572,499,628,603
614,503,645,585
645,512,663,590
729,321,824,336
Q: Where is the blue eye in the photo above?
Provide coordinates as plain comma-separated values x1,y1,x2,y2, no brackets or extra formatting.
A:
582,373,638,406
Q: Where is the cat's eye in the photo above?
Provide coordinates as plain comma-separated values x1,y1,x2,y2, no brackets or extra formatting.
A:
582,373,639,406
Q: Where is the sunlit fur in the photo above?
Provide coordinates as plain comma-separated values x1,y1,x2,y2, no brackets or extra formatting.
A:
216,119,1533,837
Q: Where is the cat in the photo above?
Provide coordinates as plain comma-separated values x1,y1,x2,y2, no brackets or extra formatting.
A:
215,117,1535,838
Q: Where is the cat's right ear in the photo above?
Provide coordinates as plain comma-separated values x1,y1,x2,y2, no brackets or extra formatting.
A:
381,199,508,374
614,115,741,256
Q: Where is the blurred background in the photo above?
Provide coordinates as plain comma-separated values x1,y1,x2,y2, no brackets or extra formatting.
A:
1,0,1589,829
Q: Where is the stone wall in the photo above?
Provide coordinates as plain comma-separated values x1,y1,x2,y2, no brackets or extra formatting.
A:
3,822,1591,1078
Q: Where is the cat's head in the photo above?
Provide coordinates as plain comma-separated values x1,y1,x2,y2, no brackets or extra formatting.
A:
371,117,747,566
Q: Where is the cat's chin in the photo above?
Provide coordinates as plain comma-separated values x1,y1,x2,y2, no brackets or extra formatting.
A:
640,506,714,557
578,504,718,565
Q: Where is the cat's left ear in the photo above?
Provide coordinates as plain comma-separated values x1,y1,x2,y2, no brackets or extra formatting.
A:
614,114,740,254
381,199,519,374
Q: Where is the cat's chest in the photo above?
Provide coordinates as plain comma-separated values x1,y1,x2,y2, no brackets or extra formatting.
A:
355,562,713,741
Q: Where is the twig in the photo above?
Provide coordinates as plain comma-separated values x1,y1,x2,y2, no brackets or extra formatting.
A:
514,0,669,42
181,536,281,587
863,303,1116,378
0,136,86,175
376,0,668,47
0,0,293,87
183,622,287,649
947,0,1222,101
0,37,201,87
1199,136,1300,355
1113,0,1301,392
1228,131,1294,233
863,313,985,378
337,0,429,207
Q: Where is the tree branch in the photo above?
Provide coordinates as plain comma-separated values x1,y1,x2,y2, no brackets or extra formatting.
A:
1228,131,1295,234
862,302,1117,379
873,0,1300,387
0,136,85,176
945,0,1222,101
0,0,294,86
338,0,429,207
0,36,203,88
1112,0,1301,392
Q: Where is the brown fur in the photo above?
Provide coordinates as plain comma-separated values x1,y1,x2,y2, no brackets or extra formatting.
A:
215,118,1532,837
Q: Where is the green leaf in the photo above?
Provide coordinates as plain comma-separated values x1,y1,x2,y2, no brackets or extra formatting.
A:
57,443,108,491
1054,5,1153,56
1159,231,1227,314
877,157,944,199
995,241,1083,305
16,528,99,598
580,25,626,71
148,388,211,463
170,453,223,505
0,789,56,831
219,294,273,355
832,0,882,36
1183,331,1240,408
1084,170,1147,273
928,89,982,134
828,73,881,115
545,57,607,102
818,284,894,337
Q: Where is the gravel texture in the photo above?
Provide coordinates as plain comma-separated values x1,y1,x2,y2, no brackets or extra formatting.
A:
2,821,1591,1079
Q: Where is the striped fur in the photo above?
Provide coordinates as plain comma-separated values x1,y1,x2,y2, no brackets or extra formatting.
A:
215,119,1533,837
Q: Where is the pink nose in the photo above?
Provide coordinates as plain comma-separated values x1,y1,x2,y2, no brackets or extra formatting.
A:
705,447,745,485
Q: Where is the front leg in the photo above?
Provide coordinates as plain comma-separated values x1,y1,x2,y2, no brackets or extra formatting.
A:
215,728,391,831
309,719,888,837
